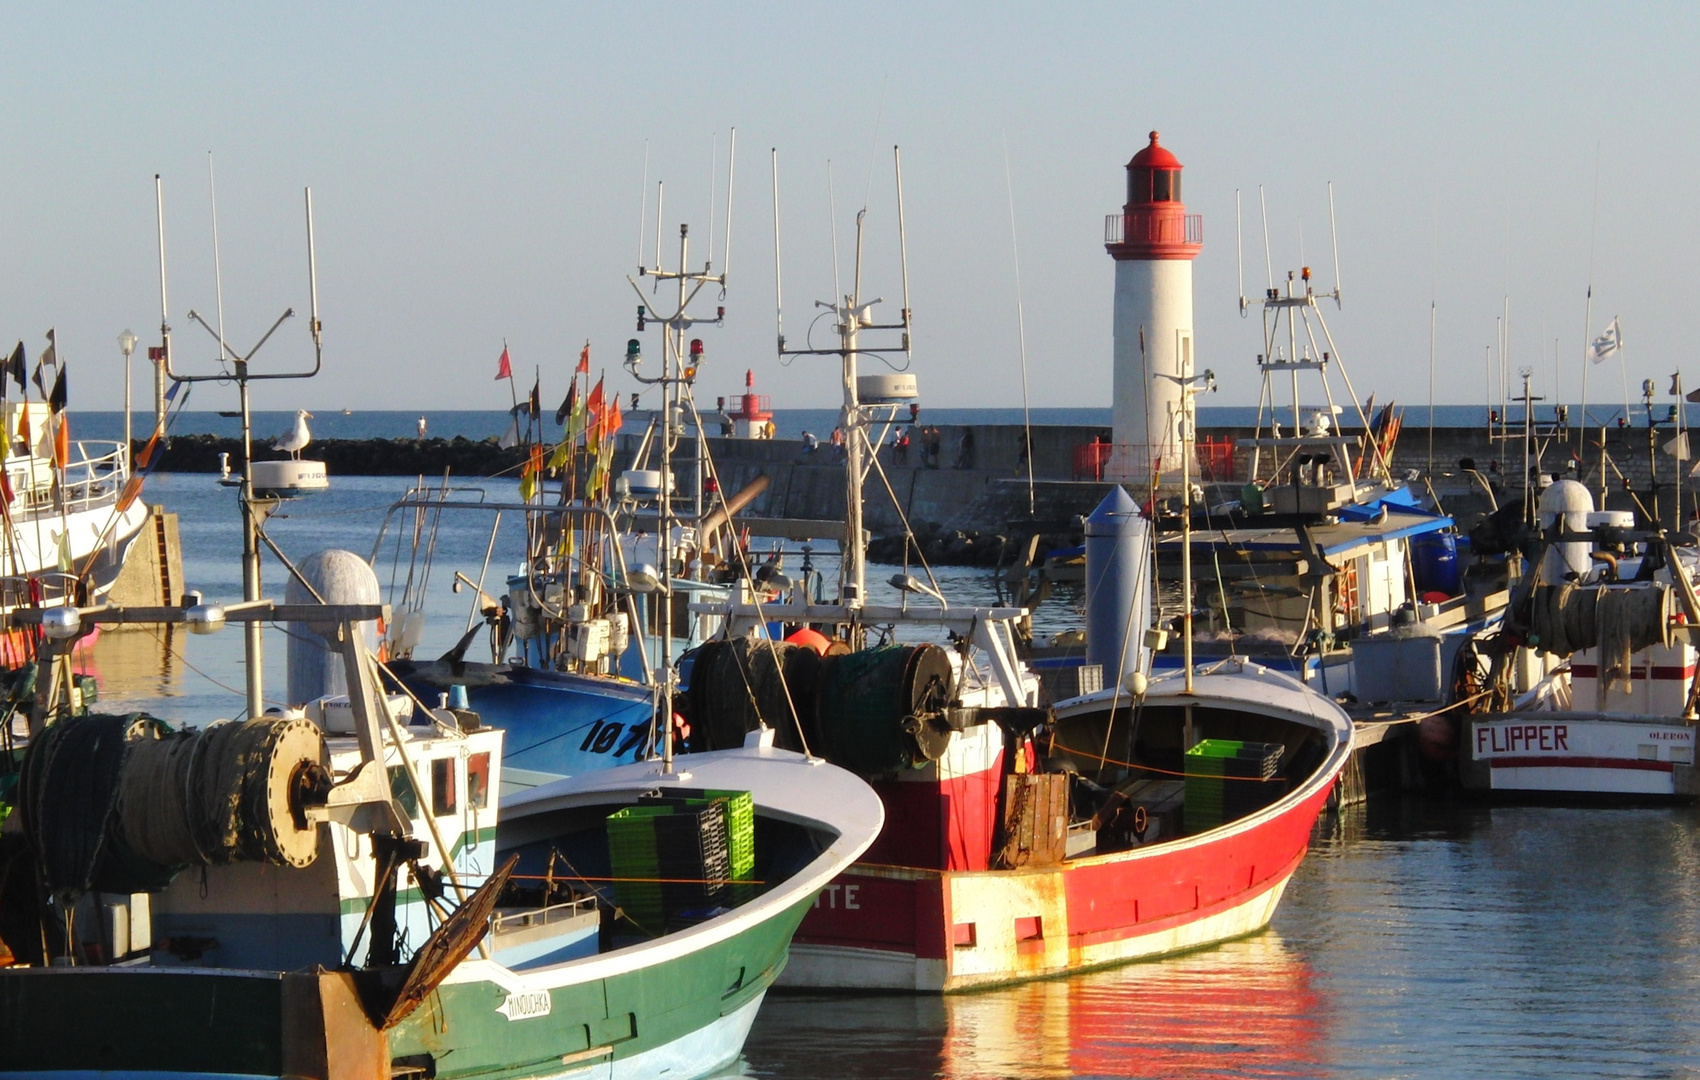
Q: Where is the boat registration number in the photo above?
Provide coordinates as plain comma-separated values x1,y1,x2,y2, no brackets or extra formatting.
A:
497,990,553,1021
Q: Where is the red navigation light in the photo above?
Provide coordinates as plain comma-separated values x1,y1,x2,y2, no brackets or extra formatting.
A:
689,338,704,357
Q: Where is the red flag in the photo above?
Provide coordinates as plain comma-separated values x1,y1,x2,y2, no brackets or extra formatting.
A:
585,377,605,429
495,345,512,381
600,396,623,444
576,342,590,376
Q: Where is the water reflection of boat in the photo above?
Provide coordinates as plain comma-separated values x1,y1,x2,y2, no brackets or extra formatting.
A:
742,933,1321,1079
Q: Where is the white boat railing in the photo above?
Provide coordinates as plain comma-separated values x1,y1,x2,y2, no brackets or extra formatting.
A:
4,441,130,516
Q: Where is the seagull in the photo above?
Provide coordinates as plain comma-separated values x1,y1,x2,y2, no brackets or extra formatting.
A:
275,410,313,458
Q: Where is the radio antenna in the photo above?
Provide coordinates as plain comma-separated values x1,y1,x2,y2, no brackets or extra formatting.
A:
154,174,172,439
208,152,231,365
1235,188,1246,315
1327,181,1343,306
721,127,736,289
635,141,649,270
772,148,784,351
1258,185,1274,291
894,146,912,355
707,132,717,262
827,160,842,302
653,180,664,278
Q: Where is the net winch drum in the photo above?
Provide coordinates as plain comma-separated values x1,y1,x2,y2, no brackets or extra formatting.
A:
250,459,329,499
855,373,919,404
814,643,957,775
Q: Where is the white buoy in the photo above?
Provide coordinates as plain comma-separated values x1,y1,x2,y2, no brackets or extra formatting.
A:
1085,486,1152,687
1538,478,1595,583
286,549,381,705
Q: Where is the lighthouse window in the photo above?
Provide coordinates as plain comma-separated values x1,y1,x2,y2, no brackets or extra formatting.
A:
1153,169,1179,202
1128,170,1150,204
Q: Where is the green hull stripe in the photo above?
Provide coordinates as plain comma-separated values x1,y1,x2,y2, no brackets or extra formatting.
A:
0,895,814,1080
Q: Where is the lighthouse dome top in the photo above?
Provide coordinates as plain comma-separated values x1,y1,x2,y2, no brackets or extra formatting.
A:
1127,131,1181,171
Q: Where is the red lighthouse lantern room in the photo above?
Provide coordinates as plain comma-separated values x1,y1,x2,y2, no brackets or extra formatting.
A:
1105,131,1202,262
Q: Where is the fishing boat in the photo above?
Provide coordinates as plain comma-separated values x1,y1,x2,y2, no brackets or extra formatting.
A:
0,597,883,1078
373,147,805,787
0,399,151,666
672,147,1352,991
1447,476,1700,799
0,195,885,1072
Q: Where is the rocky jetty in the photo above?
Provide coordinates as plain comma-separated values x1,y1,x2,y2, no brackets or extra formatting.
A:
151,434,528,477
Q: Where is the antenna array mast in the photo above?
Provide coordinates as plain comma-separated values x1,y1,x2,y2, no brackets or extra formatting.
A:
772,146,913,636
167,185,326,721
1239,185,1392,490
623,132,736,773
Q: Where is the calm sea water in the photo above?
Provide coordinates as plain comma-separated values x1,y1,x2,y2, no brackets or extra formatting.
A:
82,475,1700,1079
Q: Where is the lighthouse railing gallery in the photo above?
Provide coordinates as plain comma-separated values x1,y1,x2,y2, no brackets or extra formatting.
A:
1104,212,1203,247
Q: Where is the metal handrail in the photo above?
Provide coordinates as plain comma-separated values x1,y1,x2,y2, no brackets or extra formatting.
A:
2,440,131,516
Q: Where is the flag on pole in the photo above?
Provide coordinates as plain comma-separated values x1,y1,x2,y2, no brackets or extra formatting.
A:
600,396,623,445
3,342,23,396
1590,317,1622,364
555,380,577,426
576,342,590,376
52,414,68,469
547,437,571,472
584,377,606,452
528,376,541,420
495,344,513,380
519,444,544,501
498,417,520,449
32,329,56,395
47,365,66,414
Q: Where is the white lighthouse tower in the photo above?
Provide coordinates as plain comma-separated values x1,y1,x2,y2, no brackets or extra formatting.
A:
1106,131,1202,480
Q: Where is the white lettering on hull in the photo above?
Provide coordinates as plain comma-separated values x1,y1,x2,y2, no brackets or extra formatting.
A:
497,990,552,1021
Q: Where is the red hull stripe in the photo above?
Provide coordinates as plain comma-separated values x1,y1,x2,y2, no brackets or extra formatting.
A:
1489,755,1674,772
1569,664,1696,680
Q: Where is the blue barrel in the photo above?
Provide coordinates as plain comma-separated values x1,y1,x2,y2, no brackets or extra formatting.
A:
1410,532,1461,597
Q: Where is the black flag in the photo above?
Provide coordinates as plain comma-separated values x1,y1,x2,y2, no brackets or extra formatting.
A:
3,342,22,395
555,381,577,426
31,329,55,397
528,377,541,420
47,365,66,414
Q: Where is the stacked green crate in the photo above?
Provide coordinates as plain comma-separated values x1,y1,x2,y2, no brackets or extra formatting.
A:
606,805,670,930
701,789,756,901
642,788,758,904
653,802,732,920
1183,740,1284,834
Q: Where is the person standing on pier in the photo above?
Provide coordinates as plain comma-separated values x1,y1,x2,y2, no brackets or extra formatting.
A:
956,427,975,469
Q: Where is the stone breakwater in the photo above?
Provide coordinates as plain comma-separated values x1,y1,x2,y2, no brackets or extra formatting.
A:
151,434,530,477
147,423,1686,549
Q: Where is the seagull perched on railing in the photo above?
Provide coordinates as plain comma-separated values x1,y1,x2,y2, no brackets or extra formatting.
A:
274,410,313,458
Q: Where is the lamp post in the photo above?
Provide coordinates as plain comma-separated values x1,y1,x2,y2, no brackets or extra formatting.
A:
118,329,139,462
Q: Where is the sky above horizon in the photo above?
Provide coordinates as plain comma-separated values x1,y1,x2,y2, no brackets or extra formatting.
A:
0,4,1693,418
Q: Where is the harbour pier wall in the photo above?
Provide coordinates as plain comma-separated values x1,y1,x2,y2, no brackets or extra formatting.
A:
146,423,1686,535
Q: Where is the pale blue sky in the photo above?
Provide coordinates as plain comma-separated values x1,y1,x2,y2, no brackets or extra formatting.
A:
0,3,1692,415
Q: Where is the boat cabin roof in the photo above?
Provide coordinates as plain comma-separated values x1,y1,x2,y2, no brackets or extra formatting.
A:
1160,509,1453,561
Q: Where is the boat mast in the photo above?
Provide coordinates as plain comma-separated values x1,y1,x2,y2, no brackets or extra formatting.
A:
169,187,325,720
627,142,732,769
774,148,913,637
